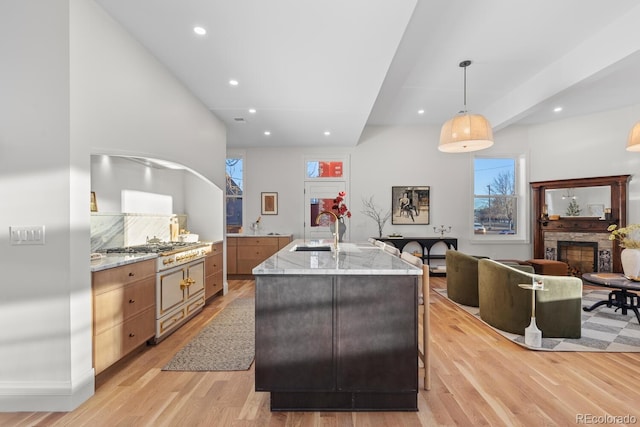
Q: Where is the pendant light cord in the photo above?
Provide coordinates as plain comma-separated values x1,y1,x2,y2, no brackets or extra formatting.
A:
460,60,471,114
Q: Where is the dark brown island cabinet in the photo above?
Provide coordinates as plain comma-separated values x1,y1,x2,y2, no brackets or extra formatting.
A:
253,241,421,411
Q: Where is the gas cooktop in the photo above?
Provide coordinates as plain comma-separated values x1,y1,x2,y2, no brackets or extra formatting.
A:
101,241,205,255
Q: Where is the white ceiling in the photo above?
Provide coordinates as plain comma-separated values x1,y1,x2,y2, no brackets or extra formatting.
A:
95,0,640,148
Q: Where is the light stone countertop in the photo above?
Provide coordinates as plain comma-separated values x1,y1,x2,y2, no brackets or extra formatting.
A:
252,239,422,276
90,253,157,272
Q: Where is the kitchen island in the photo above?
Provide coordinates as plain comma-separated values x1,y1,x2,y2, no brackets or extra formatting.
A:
253,240,422,411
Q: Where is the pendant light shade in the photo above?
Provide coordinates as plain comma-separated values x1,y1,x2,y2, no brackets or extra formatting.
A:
439,113,493,152
439,60,494,153
627,121,640,152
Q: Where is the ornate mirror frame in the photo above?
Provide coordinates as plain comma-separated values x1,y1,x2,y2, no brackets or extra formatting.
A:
530,175,631,273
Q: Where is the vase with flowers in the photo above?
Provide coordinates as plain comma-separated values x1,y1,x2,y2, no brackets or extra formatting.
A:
608,223,640,280
332,191,351,242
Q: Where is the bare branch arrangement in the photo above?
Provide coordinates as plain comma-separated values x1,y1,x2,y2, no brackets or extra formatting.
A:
361,196,391,238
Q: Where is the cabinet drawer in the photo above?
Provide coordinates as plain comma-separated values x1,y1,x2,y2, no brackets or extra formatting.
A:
237,245,278,260
227,237,238,247
205,252,223,273
94,277,155,335
205,241,223,255
92,260,155,294
205,270,224,299
93,307,155,374
238,238,279,247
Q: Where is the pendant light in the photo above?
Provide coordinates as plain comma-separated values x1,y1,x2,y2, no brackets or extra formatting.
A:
627,121,640,151
439,60,494,153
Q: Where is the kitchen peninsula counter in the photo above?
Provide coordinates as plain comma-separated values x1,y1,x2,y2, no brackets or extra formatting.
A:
253,239,421,412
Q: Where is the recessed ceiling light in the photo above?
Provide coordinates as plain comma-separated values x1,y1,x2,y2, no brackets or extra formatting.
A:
193,26,207,36
248,108,256,114
229,79,239,86
553,106,563,113
264,131,271,136
324,131,331,136
417,109,425,115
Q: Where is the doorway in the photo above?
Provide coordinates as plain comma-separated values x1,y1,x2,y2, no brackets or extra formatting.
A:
304,181,348,241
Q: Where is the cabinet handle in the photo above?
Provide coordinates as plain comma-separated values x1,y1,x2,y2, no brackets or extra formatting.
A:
129,333,135,338
128,272,135,277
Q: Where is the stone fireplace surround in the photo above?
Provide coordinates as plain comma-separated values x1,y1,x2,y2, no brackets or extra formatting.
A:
543,232,612,275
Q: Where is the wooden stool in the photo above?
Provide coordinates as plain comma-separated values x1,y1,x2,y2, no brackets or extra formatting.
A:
525,259,568,276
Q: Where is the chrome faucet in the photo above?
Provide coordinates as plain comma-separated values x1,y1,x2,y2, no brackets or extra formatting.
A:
315,210,339,252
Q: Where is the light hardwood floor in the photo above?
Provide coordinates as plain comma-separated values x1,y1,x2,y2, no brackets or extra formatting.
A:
2,277,640,426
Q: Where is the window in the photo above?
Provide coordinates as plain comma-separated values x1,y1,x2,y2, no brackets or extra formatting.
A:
305,156,348,181
226,157,243,233
473,157,522,237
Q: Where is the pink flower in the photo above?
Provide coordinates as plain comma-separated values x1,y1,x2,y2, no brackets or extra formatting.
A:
332,192,351,220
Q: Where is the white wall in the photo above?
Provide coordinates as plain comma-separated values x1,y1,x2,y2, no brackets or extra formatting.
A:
0,0,95,412
0,0,227,411
91,156,186,213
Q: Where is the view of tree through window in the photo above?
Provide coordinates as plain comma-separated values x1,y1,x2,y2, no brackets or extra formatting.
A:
474,158,517,235
226,158,243,233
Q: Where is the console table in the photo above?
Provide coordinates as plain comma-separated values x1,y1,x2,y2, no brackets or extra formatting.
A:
376,237,457,275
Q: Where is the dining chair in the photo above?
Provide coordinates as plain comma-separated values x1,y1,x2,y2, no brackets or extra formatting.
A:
384,243,401,256
400,251,430,390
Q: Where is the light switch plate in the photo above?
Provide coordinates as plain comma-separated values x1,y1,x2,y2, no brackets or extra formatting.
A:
10,225,45,245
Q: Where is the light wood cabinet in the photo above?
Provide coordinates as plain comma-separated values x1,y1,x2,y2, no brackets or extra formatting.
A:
227,237,238,274
205,241,224,300
228,235,292,276
92,259,156,374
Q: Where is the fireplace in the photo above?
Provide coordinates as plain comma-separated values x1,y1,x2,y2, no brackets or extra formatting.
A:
557,241,598,276
531,175,630,274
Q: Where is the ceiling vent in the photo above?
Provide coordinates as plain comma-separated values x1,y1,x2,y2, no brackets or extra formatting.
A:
234,117,247,123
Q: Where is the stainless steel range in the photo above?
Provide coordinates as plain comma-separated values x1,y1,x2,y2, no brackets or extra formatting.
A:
102,240,212,342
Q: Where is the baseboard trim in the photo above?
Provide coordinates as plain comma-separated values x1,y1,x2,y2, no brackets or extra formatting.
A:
0,368,95,412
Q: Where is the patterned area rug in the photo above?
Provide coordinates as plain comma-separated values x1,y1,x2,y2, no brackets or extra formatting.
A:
434,288,640,352
163,298,255,371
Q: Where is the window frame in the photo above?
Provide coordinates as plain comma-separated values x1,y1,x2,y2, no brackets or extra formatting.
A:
471,153,529,243
303,155,349,180
226,151,245,234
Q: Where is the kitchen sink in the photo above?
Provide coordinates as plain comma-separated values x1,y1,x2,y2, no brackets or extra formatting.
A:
291,245,332,252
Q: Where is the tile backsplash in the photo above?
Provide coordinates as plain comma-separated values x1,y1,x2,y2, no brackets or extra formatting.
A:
91,213,187,252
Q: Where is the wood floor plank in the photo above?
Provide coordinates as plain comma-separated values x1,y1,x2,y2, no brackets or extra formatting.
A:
2,277,640,426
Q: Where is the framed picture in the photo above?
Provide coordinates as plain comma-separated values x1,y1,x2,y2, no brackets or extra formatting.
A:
392,186,430,225
261,192,278,215
90,191,98,212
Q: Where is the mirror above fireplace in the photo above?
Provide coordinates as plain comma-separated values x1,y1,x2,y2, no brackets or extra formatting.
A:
531,175,631,274
545,186,611,218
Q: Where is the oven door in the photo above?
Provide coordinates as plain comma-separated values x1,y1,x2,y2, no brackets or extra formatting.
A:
155,258,206,340
158,265,187,317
